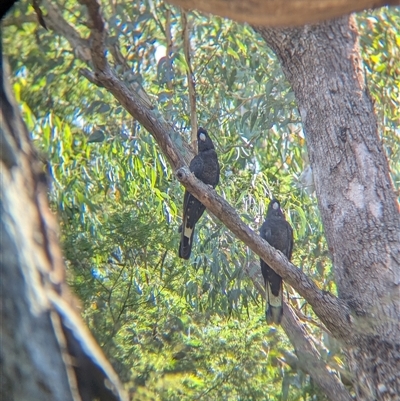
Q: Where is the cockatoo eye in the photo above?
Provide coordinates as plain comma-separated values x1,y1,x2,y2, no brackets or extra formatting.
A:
199,133,206,141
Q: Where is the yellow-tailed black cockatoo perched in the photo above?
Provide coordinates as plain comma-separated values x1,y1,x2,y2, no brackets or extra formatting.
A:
260,199,293,324
179,128,220,259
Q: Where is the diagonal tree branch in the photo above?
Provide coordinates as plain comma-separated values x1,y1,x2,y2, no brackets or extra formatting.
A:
41,0,194,164
181,10,198,147
43,0,92,62
243,263,353,400
281,303,353,401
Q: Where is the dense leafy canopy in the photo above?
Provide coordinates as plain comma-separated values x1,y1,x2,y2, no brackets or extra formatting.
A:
4,2,399,399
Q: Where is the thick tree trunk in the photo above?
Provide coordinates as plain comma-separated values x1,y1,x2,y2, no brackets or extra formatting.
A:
256,15,400,400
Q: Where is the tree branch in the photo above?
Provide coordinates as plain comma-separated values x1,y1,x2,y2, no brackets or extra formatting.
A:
244,263,353,400
2,13,37,27
43,0,193,164
42,0,92,63
181,10,197,147
78,0,108,72
281,303,353,401
165,7,173,102
72,26,359,342
164,7,173,79
166,0,400,26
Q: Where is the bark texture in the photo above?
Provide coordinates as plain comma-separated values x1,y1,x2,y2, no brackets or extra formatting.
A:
167,0,400,26
256,15,400,400
0,54,127,400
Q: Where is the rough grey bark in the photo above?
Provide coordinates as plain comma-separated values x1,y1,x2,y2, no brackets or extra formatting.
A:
0,54,127,400
255,15,400,400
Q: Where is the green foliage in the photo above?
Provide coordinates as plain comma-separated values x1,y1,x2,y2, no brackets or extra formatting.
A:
4,2,398,399
357,8,400,192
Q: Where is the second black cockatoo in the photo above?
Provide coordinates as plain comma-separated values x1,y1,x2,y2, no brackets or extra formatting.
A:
179,127,220,259
260,199,293,325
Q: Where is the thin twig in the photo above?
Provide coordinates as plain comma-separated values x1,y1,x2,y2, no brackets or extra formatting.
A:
181,10,197,149
165,8,173,93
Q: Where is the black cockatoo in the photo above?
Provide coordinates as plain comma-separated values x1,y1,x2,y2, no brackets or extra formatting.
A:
179,127,220,259
260,199,293,324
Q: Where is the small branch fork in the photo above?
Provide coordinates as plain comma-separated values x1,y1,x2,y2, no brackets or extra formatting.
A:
39,1,353,399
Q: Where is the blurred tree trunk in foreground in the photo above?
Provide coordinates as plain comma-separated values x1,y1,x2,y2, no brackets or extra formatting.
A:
0,43,127,400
